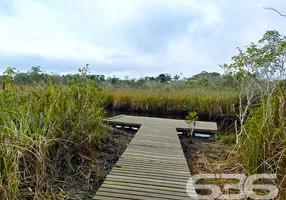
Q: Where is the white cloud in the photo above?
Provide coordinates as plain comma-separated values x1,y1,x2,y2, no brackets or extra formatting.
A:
0,0,286,77
0,0,114,61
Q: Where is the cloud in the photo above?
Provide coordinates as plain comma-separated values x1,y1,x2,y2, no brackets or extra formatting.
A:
0,0,286,78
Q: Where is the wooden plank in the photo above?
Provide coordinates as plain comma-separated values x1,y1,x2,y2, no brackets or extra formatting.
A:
98,187,188,199
108,171,190,181
100,177,187,190
99,184,188,197
106,174,187,186
106,115,217,132
119,157,187,165
113,165,189,175
103,181,188,193
94,115,201,199
116,160,189,169
106,114,126,120
94,191,191,200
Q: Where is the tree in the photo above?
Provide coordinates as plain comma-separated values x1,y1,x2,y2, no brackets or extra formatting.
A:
173,74,181,81
222,30,286,142
157,73,172,83
144,76,156,81
165,73,172,82
14,73,32,84
30,66,42,74
97,75,105,81
3,67,17,78
222,30,286,174
108,76,120,84
157,74,166,82
29,66,44,83
187,71,221,88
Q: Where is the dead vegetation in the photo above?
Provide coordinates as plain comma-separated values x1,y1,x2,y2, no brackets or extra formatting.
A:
18,127,133,200
180,136,245,175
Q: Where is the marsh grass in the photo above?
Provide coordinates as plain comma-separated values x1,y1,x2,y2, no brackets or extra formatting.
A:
0,80,111,199
105,88,239,119
238,87,286,198
1,74,284,199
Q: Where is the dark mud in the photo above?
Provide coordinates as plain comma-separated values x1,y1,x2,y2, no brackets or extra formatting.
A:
45,128,135,199
179,135,213,172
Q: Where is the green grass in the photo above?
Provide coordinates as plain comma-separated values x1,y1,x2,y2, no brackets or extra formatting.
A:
0,81,108,199
221,134,236,144
104,88,239,119
238,87,286,198
1,77,285,199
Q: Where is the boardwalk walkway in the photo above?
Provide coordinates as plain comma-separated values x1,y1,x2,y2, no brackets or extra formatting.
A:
93,115,217,200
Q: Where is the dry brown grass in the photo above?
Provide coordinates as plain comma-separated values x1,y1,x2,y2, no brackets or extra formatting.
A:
181,136,285,199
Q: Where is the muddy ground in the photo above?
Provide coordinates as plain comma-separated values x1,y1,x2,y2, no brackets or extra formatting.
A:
54,129,240,199
179,135,242,175
40,128,136,200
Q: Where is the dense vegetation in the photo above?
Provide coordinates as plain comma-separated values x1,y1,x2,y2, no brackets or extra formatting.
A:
223,30,286,198
1,66,234,89
1,66,240,120
0,76,123,199
0,30,285,199
104,88,238,119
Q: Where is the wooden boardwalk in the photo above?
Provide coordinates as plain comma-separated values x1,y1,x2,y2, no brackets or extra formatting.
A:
93,115,217,200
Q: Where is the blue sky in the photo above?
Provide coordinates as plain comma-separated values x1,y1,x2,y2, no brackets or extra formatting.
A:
0,0,286,78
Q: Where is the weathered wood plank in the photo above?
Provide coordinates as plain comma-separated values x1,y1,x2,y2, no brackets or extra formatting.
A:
111,169,190,179
113,164,189,173
98,187,188,199
94,115,213,199
100,184,189,197
94,191,191,200
103,180,188,193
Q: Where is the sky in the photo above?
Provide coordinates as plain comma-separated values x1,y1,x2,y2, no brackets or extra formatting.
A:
0,0,286,78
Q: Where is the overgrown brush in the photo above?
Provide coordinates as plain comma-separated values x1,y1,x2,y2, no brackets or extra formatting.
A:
223,30,286,198
238,87,286,197
0,78,109,199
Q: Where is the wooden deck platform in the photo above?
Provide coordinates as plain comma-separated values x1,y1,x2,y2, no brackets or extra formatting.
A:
94,115,217,199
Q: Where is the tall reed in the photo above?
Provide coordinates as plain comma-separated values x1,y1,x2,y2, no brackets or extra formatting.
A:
239,86,286,197
0,79,107,199
104,88,239,119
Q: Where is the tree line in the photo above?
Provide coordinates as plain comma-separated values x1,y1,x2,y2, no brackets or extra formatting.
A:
1,66,238,90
